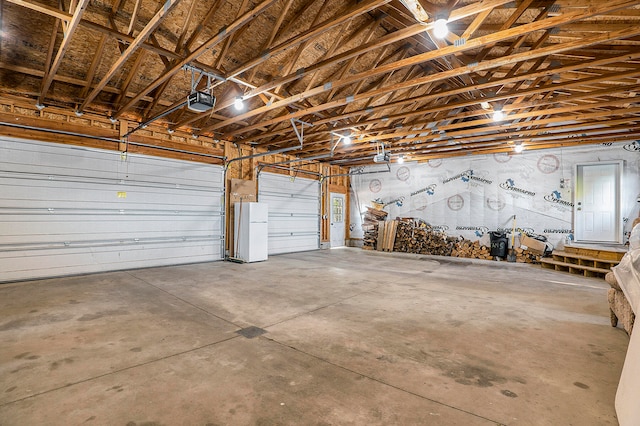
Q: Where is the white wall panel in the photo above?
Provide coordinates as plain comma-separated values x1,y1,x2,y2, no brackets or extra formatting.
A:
0,137,224,282
258,172,319,255
350,143,640,247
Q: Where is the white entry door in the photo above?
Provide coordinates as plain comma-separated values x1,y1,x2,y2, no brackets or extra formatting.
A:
330,193,346,247
575,161,622,243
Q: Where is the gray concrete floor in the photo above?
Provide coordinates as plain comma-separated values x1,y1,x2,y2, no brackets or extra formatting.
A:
0,248,630,425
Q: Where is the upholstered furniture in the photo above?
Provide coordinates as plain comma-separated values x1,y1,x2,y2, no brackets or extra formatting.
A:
607,271,635,335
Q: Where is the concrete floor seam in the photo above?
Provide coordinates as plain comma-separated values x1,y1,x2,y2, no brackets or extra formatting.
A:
264,336,507,426
262,283,388,329
0,334,240,408
260,266,430,330
126,271,245,329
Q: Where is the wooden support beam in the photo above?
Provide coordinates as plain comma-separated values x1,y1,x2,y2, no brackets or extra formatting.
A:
38,0,90,104
5,0,69,20
126,0,142,35
78,34,107,101
113,0,278,118
78,0,183,112
214,7,640,138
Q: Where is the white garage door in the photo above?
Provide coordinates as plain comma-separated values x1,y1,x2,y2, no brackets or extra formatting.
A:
0,137,224,282
258,172,320,255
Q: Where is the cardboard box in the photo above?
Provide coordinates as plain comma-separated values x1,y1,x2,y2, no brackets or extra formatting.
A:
520,234,546,255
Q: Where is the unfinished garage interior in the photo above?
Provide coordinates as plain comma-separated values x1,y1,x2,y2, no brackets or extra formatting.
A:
2,0,640,424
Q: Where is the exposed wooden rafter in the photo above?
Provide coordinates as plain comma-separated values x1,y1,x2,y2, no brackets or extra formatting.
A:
1,0,640,163
37,0,90,104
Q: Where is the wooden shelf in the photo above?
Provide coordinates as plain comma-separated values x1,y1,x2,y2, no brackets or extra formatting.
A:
563,246,625,261
540,248,621,279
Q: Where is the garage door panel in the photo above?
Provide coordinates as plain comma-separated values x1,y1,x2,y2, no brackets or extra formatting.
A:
1,215,222,245
268,216,318,234
258,173,319,255
1,177,222,210
260,197,319,214
0,240,219,282
1,141,223,186
268,235,319,255
0,138,224,282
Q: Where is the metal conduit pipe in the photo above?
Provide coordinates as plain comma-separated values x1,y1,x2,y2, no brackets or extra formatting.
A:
320,164,391,182
258,153,332,168
0,121,225,160
126,140,225,160
224,142,303,170
256,163,323,178
1,121,122,144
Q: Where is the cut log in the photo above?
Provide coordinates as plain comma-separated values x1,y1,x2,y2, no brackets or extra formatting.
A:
362,207,388,250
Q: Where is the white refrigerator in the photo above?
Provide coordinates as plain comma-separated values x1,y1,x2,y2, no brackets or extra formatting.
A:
234,202,268,262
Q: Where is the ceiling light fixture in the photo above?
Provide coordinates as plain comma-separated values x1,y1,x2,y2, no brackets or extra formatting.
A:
343,135,352,145
514,143,524,153
397,155,405,164
35,103,45,111
234,96,244,111
433,12,449,39
493,108,505,122
480,101,491,110
167,128,174,134
74,110,83,117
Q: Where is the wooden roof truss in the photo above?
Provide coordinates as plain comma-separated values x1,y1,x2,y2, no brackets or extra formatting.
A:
1,0,640,164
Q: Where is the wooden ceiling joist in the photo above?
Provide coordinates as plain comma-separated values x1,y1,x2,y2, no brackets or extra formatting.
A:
209,0,640,137
2,0,640,164
78,0,183,113
113,0,279,118
37,0,90,104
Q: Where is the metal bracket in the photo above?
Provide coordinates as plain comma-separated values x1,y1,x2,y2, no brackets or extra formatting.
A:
290,118,313,146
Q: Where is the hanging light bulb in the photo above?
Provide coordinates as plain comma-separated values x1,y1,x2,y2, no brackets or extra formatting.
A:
514,143,524,153
433,12,449,39
493,109,505,122
234,96,244,111
398,155,405,164
343,135,352,145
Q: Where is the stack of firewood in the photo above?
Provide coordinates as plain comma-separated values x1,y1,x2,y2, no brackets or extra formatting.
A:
451,239,492,260
362,207,388,250
363,214,542,263
450,239,541,263
393,220,456,256
513,247,541,263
